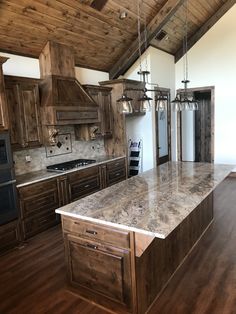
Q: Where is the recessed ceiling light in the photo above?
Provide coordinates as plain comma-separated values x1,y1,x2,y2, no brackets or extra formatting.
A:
119,11,127,19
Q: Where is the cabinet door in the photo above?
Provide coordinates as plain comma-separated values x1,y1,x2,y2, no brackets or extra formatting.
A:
68,166,101,202
100,90,112,136
0,58,9,130
5,79,42,149
66,234,132,309
5,84,24,149
19,83,42,148
0,220,20,253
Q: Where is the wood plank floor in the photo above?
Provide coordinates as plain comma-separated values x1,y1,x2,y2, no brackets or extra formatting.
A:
0,177,236,314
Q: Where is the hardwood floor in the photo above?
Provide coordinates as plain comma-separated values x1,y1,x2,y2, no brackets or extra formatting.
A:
0,177,236,313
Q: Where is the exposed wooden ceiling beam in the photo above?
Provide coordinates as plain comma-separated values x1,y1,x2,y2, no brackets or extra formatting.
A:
109,0,185,79
175,0,236,63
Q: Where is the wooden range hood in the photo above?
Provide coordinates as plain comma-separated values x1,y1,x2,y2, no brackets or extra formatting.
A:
39,41,99,126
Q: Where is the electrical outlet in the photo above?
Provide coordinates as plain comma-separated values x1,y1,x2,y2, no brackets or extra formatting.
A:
25,155,31,163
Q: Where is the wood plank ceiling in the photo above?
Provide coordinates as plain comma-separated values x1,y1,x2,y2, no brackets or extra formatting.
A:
0,0,234,78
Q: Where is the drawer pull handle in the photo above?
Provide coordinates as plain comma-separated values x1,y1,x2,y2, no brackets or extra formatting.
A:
115,163,120,166
115,173,120,176
87,244,97,250
86,229,98,235
84,184,90,188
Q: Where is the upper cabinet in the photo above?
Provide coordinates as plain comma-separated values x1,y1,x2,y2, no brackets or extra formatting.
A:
0,57,9,130
4,76,42,150
99,79,145,156
83,85,113,137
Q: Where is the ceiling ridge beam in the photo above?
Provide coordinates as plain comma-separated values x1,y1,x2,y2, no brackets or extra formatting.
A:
109,0,185,79
175,0,236,63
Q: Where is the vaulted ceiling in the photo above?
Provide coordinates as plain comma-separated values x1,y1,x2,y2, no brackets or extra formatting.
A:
0,0,234,78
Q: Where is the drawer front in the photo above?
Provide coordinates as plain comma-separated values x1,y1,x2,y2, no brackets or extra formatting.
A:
20,189,59,218
106,158,126,171
106,168,126,187
63,218,130,249
69,176,101,202
23,212,59,239
68,165,99,182
18,178,58,199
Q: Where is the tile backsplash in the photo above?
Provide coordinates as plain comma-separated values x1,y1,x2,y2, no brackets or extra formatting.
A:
13,126,106,175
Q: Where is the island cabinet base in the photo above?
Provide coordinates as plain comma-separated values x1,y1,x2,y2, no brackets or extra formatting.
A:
60,192,213,314
136,192,213,313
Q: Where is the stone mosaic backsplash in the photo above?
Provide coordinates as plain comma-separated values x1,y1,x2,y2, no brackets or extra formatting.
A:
13,126,106,175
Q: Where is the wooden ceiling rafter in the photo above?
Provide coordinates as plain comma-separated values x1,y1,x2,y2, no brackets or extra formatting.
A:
109,0,185,79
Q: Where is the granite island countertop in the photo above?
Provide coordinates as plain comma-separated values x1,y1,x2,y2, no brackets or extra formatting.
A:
16,155,125,187
56,162,234,239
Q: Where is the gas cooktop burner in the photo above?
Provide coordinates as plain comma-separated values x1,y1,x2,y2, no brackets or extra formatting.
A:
46,159,96,172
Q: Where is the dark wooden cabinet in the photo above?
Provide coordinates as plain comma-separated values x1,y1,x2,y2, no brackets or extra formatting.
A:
18,177,62,239
0,220,20,254
0,57,9,130
63,217,133,312
83,85,113,137
17,158,126,240
106,158,127,187
4,76,42,150
68,165,101,202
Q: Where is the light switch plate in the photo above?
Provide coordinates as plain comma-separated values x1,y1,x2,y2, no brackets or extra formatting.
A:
45,133,72,157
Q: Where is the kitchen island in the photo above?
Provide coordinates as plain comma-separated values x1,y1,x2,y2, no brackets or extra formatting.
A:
56,162,233,314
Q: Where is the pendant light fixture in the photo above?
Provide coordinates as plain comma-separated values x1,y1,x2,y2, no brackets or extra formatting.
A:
172,0,199,111
116,0,168,113
117,93,133,114
156,91,168,111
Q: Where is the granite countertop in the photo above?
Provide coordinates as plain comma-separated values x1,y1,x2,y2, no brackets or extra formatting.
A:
16,155,125,187
56,162,233,239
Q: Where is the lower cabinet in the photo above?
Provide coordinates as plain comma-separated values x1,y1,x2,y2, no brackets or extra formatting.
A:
18,177,63,239
0,220,20,254
17,158,127,240
106,158,127,187
63,217,133,312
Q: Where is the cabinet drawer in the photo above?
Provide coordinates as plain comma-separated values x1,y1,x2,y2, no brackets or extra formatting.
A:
106,158,126,171
106,168,126,186
68,165,100,182
69,176,100,201
23,212,59,239
63,218,130,249
19,188,59,218
18,178,58,199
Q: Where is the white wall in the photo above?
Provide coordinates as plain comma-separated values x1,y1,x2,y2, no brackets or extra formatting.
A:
176,4,236,164
124,46,175,171
0,52,40,78
0,52,109,85
75,67,109,84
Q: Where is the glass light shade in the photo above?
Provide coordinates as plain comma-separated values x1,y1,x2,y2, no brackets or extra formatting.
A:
138,93,152,112
171,95,181,111
156,96,168,111
117,94,133,114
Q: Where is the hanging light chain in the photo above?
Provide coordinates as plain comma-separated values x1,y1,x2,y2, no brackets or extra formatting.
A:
137,0,142,75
